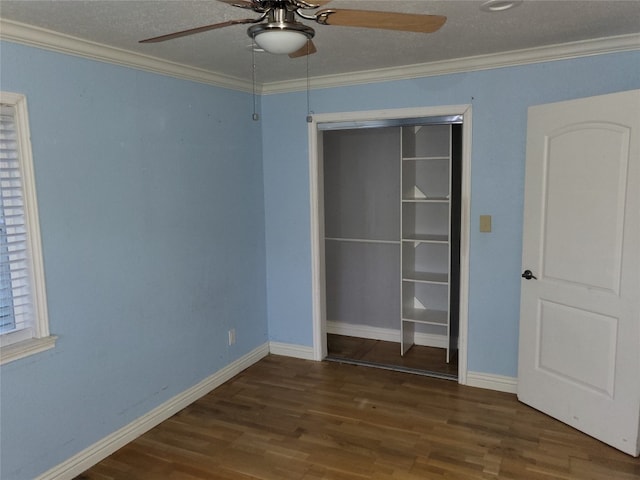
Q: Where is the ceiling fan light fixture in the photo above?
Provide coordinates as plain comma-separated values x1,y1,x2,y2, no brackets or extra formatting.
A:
248,22,314,55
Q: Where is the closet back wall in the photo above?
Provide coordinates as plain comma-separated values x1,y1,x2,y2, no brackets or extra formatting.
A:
324,127,400,332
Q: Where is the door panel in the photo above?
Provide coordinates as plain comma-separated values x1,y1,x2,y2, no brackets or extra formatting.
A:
542,123,629,292
518,90,640,456
537,300,617,397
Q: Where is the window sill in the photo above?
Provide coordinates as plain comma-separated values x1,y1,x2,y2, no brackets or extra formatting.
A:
0,335,57,365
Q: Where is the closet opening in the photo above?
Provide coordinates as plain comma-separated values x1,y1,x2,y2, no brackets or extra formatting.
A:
313,113,466,380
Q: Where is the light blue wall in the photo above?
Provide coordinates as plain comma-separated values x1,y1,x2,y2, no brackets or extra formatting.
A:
1,37,639,479
0,41,267,480
262,51,640,376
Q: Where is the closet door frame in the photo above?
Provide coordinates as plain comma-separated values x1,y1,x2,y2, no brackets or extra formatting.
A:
308,105,473,385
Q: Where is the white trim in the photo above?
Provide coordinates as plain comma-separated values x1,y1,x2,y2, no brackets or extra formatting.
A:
327,321,448,349
263,33,640,94
457,108,472,386
15,93,49,337
328,322,398,342
269,341,316,360
0,335,57,364
34,343,269,480
309,123,326,362
308,105,471,384
0,91,56,364
0,19,253,93
466,371,518,394
1,18,637,94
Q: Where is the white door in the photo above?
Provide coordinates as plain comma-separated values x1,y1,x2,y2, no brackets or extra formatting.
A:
518,89,640,457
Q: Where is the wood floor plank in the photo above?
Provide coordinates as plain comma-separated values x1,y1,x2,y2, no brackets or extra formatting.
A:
76,355,640,480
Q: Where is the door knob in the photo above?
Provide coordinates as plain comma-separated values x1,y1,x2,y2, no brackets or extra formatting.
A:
522,269,537,280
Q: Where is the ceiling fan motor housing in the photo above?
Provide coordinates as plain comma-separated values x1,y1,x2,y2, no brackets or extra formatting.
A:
247,7,315,39
248,6,315,54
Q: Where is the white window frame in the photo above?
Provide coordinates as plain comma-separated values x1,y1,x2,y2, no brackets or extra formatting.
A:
0,92,55,365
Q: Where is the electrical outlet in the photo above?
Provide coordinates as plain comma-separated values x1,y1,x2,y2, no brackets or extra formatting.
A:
228,328,236,346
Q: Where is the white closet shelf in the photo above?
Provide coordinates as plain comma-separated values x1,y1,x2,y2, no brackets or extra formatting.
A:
402,197,450,203
402,272,448,284
401,234,449,243
402,308,448,326
325,237,400,244
402,156,450,161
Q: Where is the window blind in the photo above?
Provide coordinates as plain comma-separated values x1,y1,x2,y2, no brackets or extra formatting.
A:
0,104,31,335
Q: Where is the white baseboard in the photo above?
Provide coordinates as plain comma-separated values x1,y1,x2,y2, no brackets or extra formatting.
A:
35,343,270,480
269,341,315,360
466,371,518,394
326,321,448,349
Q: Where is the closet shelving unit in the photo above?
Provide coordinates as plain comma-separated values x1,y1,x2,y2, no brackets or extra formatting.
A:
400,124,455,361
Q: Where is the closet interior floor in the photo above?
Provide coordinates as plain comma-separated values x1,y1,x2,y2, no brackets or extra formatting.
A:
326,334,458,379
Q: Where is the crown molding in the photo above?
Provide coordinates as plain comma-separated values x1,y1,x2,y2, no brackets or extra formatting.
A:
2,18,638,96
262,33,640,94
0,19,254,93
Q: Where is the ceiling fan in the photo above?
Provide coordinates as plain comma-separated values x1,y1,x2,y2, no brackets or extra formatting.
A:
139,0,446,58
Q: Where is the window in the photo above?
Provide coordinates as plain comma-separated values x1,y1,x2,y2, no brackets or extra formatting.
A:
0,92,55,365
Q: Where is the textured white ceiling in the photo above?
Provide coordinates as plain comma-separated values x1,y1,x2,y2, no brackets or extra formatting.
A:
1,0,639,84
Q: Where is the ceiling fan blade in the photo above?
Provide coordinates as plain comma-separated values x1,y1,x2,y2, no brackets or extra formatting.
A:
305,0,333,6
288,39,317,58
216,0,256,9
139,18,258,43
317,9,446,33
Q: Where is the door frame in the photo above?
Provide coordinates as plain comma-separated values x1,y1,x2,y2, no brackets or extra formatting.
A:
308,105,473,384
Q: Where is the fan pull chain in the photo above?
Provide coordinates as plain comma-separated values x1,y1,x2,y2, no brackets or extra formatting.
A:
252,40,259,121
306,41,312,123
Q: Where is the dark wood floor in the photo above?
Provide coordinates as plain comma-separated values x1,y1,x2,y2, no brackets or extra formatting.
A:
76,355,639,480
327,334,458,378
